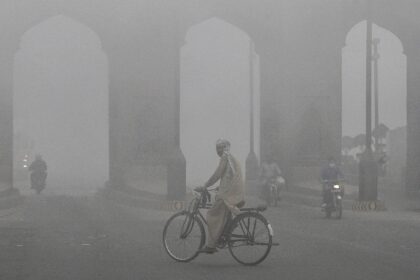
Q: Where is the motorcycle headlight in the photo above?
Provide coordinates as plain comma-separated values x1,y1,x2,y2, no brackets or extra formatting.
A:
333,185,340,189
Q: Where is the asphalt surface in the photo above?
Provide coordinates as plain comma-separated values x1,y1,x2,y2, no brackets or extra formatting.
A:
1,193,419,280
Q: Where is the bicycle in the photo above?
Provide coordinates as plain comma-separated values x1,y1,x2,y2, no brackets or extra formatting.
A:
162,187,274,265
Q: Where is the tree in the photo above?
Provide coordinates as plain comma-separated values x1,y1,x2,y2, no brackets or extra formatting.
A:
372,123,390,142
342,136,354,156
353,134,366,149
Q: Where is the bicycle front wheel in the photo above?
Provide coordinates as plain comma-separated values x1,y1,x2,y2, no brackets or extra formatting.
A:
228,212,273,265
163,211,205,262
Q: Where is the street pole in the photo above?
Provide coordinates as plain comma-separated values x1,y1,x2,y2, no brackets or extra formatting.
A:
372,38,380,152
249,40,255,155
246,40,259,184
366,8,373,153
358,0,378,201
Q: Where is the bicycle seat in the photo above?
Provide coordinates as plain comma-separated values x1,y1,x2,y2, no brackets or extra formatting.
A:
236,200,245,208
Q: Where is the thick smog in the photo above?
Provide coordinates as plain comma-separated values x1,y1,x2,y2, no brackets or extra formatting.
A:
0,1,419,280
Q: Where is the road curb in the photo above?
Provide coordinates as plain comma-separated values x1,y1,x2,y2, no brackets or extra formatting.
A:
0,189,24,210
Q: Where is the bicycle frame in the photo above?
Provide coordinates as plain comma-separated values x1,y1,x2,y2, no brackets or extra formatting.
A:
163,187,275,265
185,188,271,246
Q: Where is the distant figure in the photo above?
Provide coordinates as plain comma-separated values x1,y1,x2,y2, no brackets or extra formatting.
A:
258,156,285,203
320,157,343,207
29,155,47,194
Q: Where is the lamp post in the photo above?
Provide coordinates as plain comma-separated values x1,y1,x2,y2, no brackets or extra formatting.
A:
358,0,378,201
246,40,259,185
372,38,380,153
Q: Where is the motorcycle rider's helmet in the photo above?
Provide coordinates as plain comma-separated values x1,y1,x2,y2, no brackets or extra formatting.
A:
327,156,336,167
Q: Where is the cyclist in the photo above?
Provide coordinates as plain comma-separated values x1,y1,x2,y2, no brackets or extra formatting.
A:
196,139,244,254
258,156,284,202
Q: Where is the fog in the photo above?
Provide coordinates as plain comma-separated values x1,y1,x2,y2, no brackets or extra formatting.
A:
343,21,406,137
7,1,408,194
2,1,420,279
181,18,260,186
13,15,108,195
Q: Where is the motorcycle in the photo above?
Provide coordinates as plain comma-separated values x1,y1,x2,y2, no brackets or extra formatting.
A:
322,180,344,219
30,171,47,194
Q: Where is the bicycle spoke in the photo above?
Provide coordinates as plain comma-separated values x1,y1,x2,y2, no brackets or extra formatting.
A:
251,217,257,240
238,220,247,236
228,213,272,265
163,212,204,262
253,227,267,238
247,215,251,237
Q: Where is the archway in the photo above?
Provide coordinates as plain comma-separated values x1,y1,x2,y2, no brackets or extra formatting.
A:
180,17,260,187
13,15,109,195
342,21,406,187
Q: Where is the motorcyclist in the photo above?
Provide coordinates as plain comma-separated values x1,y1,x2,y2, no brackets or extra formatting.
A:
258,156,284,202
29,154,47,192
320,157,343,208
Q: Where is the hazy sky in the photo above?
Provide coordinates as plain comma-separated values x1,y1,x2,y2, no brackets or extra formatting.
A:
342,21,406,137
14,15,108,193
11,14,408,191
181,18,260,186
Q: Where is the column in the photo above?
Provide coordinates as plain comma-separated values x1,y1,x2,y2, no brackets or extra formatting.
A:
406,46,420,194
0,49,14,192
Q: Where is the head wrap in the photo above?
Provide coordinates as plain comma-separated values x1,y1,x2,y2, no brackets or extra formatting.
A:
216,138,231,152
215,138,236,175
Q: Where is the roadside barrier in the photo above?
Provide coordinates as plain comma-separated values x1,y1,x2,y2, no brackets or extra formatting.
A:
352,200,386,211
159,200,185,212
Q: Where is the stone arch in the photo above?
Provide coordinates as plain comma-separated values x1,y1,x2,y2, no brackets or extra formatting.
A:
341,19,407,187
13,14,109,194
17,15,105,52
184,17,251,45
12,8,109,54
342,20,406,134
180,17,261,186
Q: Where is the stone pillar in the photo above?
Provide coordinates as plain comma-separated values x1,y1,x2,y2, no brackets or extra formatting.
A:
105,19,186,199
405,46,420,194
107,50,125,190
258,43,285,172
0,49,14,192
105,39,160,191
166,21,186,201
245,40,259,183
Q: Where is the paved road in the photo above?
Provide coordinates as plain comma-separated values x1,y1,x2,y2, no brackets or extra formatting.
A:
1,194,419,280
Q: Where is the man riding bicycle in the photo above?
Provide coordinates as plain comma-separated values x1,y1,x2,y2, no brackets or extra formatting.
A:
195,139,244,254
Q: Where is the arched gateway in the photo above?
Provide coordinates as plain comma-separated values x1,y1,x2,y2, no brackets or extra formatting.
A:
0,0,419,200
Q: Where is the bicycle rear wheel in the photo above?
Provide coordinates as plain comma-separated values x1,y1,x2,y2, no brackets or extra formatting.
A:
163,211,205,262
228,212,273,265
